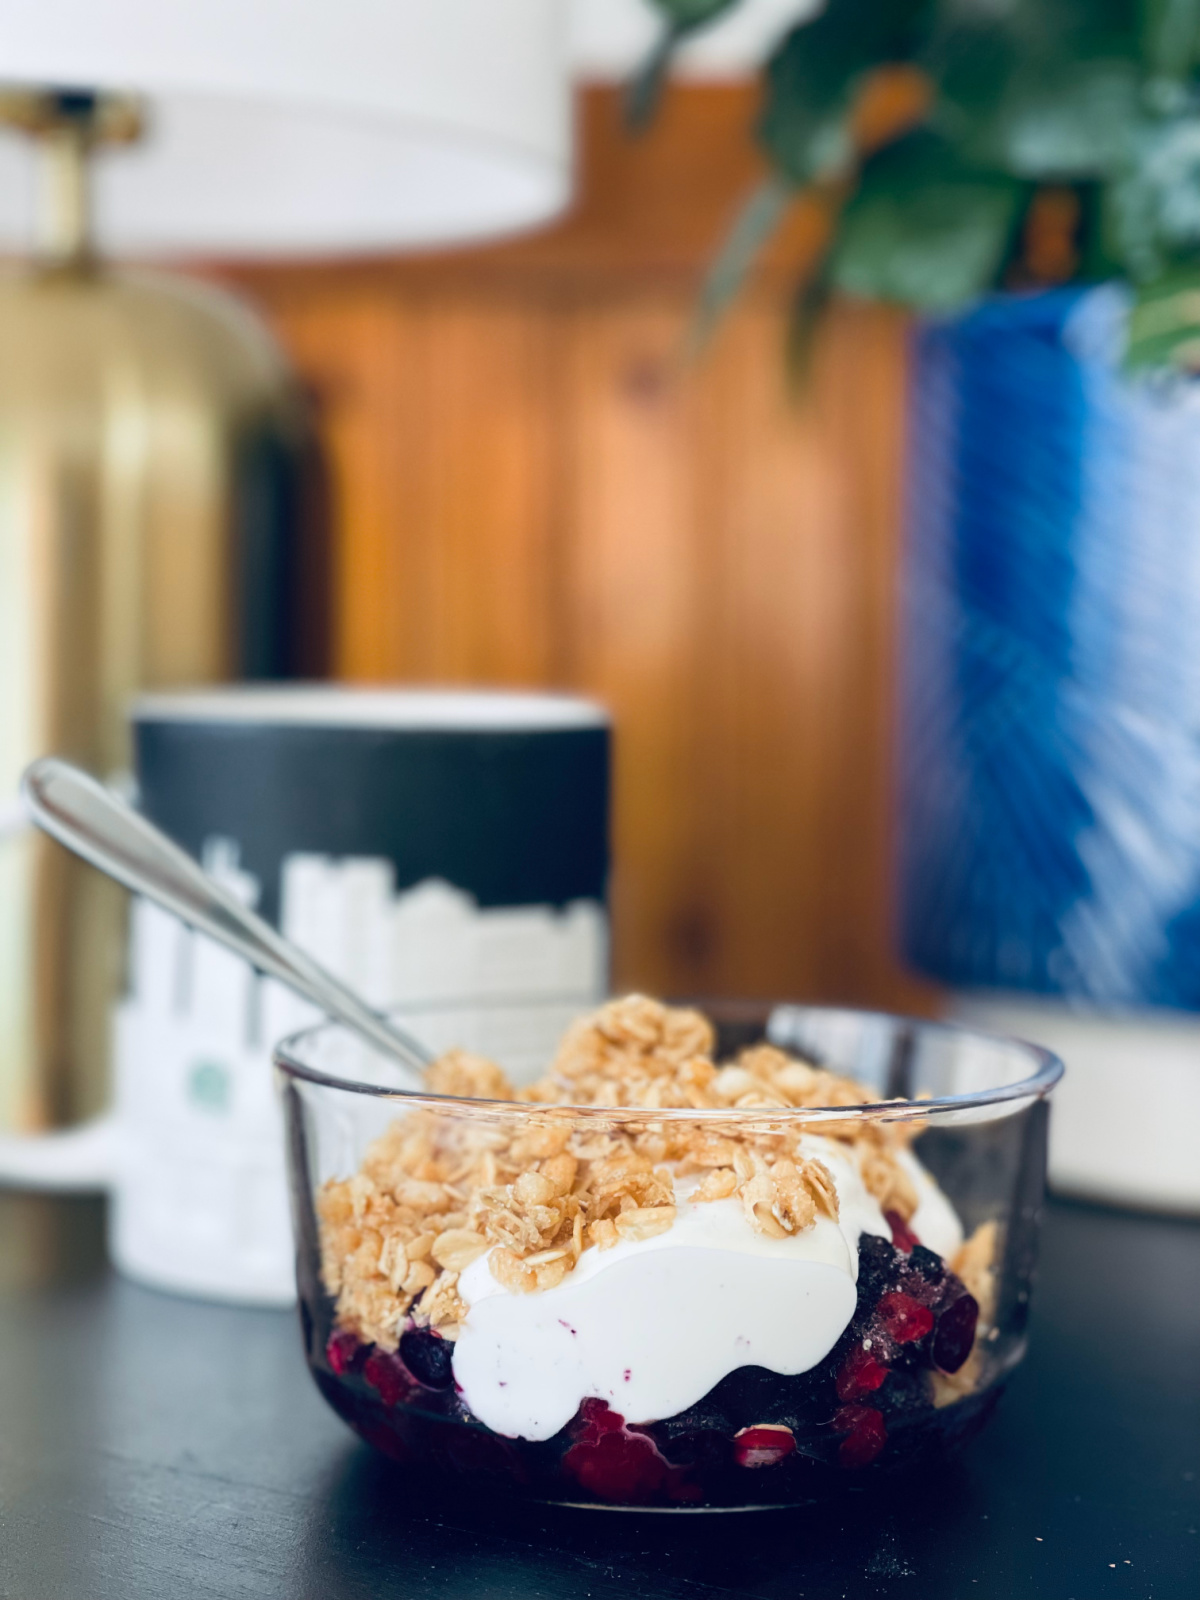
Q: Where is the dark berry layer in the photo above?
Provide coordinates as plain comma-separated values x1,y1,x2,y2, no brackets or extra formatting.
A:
305,1227,988,1509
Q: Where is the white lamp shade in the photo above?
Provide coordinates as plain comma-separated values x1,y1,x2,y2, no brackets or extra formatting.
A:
0,0,571,255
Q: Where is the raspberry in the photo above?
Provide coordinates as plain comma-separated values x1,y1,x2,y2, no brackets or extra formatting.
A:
576,1396,625,1435
733,1424,797,1468
833,1404,887,1469
363,1349,415,1408
836,1344,889,1400
564,1402,669,1503
933,1292,979,1373
876,1291,935,1344
325,1330,362,1376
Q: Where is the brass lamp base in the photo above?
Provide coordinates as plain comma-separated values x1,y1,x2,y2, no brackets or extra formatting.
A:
0,257,310,1131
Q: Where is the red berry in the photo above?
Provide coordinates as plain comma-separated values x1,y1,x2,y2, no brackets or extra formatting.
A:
876,1291,935,1344
563,1408,668,1504
363,1350,415,1408
575,1397,625,1437
325,1330,361,1376
885,1210,920,1253
832,1404,887,1469
836,1344,889,1400
734,1424,797,1468
933,1292,979,1373
832,1402,874,1433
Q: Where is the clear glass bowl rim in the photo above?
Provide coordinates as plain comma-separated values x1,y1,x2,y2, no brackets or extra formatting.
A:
272,1003,1064,1130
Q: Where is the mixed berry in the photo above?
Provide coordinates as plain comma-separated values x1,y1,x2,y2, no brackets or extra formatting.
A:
307,1220,988,1509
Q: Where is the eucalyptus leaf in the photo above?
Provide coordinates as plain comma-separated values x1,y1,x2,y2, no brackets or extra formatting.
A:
628,0,742,127
760,0,936,184
785,273,834,385
690,175,798,352
830,132,1025,309
636,0,1200,369
649,0,741,24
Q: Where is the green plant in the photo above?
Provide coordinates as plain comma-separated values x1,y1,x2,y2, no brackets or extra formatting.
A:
642,0,1200,367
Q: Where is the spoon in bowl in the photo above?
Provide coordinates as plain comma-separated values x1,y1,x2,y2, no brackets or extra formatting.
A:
20,756,432,1085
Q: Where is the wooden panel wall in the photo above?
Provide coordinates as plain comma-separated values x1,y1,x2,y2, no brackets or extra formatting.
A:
220,86,936,1014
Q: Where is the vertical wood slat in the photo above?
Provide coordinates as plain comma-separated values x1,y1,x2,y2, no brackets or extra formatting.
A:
230,86,937,1015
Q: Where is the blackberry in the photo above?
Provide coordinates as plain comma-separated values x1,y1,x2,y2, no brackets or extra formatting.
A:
855,1231,900,1303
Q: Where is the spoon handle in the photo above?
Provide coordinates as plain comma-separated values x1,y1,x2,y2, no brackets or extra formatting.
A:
21,756,431,1081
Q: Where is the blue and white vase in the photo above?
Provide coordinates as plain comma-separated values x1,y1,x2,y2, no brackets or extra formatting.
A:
899,286,1200,1210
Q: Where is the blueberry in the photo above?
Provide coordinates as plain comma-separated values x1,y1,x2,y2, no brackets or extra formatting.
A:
908,1244,945,1284
400,1327,455,1389
657,1428,731,1471
705,1365,786,1428
875,1367,929,1421
654,1396,733,1441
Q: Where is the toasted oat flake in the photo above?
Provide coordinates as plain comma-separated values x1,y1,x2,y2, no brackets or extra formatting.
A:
317,994,928,1346
430,1228,489,1272
613,1204,676,1242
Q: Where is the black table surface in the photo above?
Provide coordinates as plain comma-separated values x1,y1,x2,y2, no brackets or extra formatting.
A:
1,1192,1196,1600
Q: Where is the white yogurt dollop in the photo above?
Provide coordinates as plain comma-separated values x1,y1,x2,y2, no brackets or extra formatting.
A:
900,1146,963,1261
452,1136,943,1441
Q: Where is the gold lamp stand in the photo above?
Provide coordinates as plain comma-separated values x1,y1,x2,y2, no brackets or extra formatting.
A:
0,91,311,1132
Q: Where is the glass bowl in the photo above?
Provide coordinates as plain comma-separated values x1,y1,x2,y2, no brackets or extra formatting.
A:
274,1001,1062,1511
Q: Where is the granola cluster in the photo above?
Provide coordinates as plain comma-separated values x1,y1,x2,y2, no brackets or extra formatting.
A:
318,995,923,1350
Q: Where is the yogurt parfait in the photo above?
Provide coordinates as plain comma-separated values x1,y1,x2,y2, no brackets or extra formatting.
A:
278,998,1060,1509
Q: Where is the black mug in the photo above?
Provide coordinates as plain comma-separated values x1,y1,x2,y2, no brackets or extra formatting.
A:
107,686,611,1303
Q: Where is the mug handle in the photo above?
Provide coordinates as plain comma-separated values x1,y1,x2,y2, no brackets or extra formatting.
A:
0,1111,119,1191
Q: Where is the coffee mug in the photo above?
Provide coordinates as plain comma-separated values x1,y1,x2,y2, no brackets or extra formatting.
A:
0,686,611,1303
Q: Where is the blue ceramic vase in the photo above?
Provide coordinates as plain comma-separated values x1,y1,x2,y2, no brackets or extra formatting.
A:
899,286,1200,1009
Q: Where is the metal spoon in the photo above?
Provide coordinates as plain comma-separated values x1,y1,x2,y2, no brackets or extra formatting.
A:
20,756,432,1084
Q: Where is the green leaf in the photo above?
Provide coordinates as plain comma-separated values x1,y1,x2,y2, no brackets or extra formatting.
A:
829,131,1025,310
1141,0,1200,82
1107,113,1200,281
1127,260,1200,367
785,273,834,388
627,0,741,128
759,0,937,185
980,58,1141,178
931,0,1141,178
688,175,797,353
647,0,739,25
